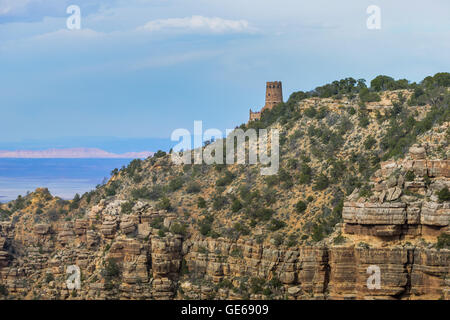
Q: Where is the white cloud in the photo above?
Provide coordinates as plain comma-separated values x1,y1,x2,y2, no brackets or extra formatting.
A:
137,15,254,34
0,0,32,15
0,27,106,54
131,50,223,70
33,28,104,40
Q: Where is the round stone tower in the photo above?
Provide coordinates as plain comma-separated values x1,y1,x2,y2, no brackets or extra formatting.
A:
248,81,283,122
262,81,283,112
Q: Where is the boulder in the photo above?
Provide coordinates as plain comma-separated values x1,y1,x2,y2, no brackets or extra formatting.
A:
409,145,426,160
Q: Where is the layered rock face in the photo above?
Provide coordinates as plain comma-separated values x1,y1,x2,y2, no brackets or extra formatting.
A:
0,223,448,300
178,240,448,300
0,147,448,300
336,146,449,299
182,239,329,299
1,215,448,300
343,146,449,240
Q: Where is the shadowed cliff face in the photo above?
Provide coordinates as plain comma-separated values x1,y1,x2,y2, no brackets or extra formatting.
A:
0,88,449,300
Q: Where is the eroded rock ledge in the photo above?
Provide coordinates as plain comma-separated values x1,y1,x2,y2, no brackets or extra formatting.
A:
343,146,449,240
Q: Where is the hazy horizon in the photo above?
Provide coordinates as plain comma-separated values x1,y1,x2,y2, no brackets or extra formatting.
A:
0,158,134,201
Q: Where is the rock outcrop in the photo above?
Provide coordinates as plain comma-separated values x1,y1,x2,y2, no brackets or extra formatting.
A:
343,146,449,241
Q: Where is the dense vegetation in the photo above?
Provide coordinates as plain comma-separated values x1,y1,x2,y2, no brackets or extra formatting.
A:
246,72,449,130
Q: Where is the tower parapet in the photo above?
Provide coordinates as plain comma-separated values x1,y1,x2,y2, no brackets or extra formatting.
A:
249,109,261,121
262,81,283,112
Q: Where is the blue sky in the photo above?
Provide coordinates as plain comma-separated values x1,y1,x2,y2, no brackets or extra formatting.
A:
0,0,449,151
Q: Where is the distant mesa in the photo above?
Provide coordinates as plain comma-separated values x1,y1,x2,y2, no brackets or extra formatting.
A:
0,148,154,159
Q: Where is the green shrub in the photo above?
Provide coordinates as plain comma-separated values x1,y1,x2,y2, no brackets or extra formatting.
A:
199,215,214,236
311,224,325,242
278,169,293,188
370,75,410,91
170,223,187,236
265,175,279,187
0,284,7,296
230,248,243,258
105,181,120,197
216,170,235,187
169,177,184,192
131,186,163,200
330,160,347,180
158,229,166,237
424,175,432,187
272,234,284,246
333,233,346,244
263,287,272,296
316,106,329,119
197,197,206,208
186,182,201,193
102,259,121,280
263,189,277,205
180,258,189,275
298,163,312,184
213,195,227,210
231,199,243,212
45,273,55,283
313,174,329,191
121,201,134,214
437,187,450,202
359,184,373,198
364,135,377,149
157,197,172,211
287,158,299,169
267,219,286,231
295,200,307,213
238,184,252,201
124,159,143,182
405,171,415,181
252,208,274,221
249,278,266,294
304,107,317,118
358,112,370,128
70,193,81,210
218,279,234,289
150,217,164,229
359,87,381,102
232,222,250,236
436,234,450,249
286,234,298,247
268,277,282,289
153,150,167,158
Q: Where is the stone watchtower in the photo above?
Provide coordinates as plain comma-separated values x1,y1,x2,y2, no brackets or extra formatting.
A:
263,81,283,111
249,81,283,121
